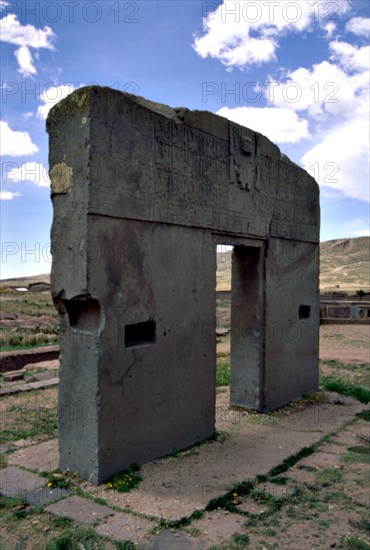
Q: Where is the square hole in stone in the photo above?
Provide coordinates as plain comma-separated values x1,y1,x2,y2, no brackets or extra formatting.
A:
125,320,156,348
299,305,311,319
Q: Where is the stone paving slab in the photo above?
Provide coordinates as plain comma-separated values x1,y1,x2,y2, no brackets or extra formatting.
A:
143,530,207,550
0,437,45,455
26,359,59,370
83,394,363,520
8,439,59,472
45,495,114,524
95,511,155,544
27,371,57,382
22,487,70,506
0,466,46,497
0,377,59,395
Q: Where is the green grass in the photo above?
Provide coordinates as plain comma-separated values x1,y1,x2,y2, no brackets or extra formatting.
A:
0,497,115,550
45,524,107,549
106,463,141,493
342,446,370,464
216,359,230,386
320,376,370,404
339,535,370,549
268,445,317,477
0,286,59,351
320,360,370,390
315,467,343,486
1,338,59,352
0,402,58,444
113,542,136,550
357,410,370,421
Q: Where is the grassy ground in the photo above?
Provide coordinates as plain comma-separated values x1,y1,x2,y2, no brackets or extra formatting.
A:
0,387,58,445
1,273,369,547
0,285,59,351
1,352,369,548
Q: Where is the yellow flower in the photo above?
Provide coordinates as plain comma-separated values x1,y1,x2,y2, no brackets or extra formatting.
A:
107,482,113,488
232,493,238,497
47,482,53,488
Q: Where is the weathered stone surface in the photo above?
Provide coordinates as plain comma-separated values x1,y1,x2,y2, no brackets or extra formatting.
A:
81,390,362,521
45,495,114,524
0,467,46,497
27,371,56,382
143,530,207,550
328,306,351,318
21,487,69,506
3,371,24,382
47,86,320,483
0,377,59,396
95,512,154,544
8,439,59,472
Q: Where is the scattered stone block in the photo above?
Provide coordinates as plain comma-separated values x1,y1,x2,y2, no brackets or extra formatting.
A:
27,371,57,382
3,371,24,382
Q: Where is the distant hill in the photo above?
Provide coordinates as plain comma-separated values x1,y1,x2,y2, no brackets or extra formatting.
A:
1,237,368,295
320,237,369,294
0,274,51,290
217,237,369,293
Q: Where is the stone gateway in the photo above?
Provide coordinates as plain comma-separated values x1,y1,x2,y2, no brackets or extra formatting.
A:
47,86,320,483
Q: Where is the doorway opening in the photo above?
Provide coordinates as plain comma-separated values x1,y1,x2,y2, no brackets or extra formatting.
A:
216,242,264,410
216,244,232,387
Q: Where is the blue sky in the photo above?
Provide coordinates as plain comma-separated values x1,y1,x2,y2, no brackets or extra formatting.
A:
1,0,369,278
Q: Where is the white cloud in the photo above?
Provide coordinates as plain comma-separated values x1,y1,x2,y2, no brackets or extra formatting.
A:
193,0,351,70
341,219,370,237
0,191,21,200
22,112,34,120
324,22,336,38
0,12,55,76
345,17,370,38
301,116,369,203
265,56,369,119
37,84,76,120
330,40,370,73
6,161,50,187
0,121,38,156
217,106,309,143
260,35,369,202
0,13,54,48
15,45,37,76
